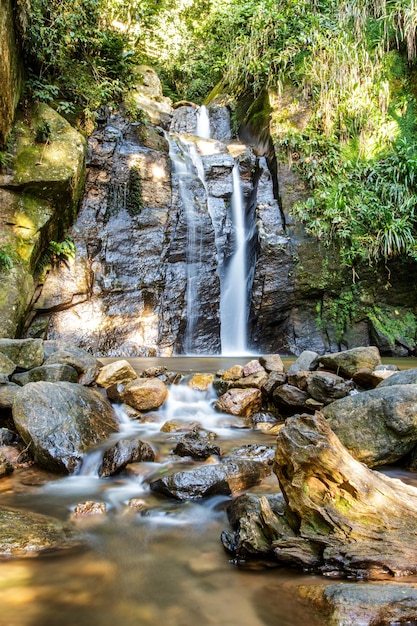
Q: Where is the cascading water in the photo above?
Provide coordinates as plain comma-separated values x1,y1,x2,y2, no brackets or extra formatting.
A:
220,163,248,355
194,106,250,355
196,105,211,139
168,136,208,354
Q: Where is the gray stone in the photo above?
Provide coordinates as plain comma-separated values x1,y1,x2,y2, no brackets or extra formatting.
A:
12,381,119,473
99,437,155,477
322,384,417,466
318,346,381,378
44,346,98,385
0,339,44,370
306,371,354,405
172,429,221,460
0,382,20,408
11,364,78,386
272,384,311,413
377,366,417,387
150,460,271,500
287,350,320,375
0,352,16,376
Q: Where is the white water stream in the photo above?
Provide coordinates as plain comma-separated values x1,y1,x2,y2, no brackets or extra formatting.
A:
220,164,248,355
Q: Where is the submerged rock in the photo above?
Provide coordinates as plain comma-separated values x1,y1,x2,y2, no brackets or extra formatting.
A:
298,582,417,626
12,381,119,473
0,506,81,557
149,460,270,500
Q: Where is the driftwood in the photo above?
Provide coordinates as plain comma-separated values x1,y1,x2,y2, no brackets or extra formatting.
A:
223,412,417,579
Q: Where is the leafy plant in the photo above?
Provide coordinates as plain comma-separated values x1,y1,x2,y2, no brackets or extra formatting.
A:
0,245,15,273
36,235,77,275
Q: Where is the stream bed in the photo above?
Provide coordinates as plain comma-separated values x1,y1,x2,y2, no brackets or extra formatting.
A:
0,357,417,625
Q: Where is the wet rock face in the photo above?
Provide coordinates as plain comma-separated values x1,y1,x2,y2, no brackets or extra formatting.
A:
25,71,279,356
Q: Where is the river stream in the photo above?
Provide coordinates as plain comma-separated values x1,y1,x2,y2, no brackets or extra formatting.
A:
0,357,417,625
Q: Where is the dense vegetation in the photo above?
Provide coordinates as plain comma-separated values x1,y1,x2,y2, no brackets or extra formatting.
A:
19,0,417,268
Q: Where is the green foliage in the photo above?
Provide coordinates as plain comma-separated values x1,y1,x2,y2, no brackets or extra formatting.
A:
290,136,417,266
22,0,142,125
368,304,417,346
317,286,359,340
36,235,77,276
0,245,15,274
34,120,52,143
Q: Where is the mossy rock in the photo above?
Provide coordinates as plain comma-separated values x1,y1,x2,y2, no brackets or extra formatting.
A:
9,103,86,222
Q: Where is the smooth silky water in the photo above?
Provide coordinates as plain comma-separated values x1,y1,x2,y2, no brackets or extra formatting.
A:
0,358,416,626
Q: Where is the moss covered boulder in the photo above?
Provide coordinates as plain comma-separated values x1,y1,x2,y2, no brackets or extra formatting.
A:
0,103,86,338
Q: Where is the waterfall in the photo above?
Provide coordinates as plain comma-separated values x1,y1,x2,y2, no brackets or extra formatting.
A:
196,105,210,139
167,134,217,355
220,164,248,355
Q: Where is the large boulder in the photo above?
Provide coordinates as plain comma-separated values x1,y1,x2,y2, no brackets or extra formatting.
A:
318,346,381,378
223,412,417,578
150,460,270,500
321,384,417,466
12,381,119,473
0,507,81,557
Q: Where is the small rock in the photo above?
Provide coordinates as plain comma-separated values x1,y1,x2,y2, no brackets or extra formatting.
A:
71,501,107,520
272,384,311,413
306,371,354,405
120,377,168,411
0,352,16,376
173,429,220,460
242,359,265,376
259,354,285,373
44,346,99,385
99,438,155,477
352,368,395,389
0,453,13,477
0,339,44,371
0,382,20,409
11,364,78,386
215,388,262,417
188,373,214,391
160,420,201,433
287,350,319,375
95,360,138,388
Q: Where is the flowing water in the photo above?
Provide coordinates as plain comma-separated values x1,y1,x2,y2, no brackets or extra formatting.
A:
0,357,417,625
220,164,248,356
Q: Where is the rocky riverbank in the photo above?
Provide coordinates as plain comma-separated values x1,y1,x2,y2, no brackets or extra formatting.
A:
1,339,417,623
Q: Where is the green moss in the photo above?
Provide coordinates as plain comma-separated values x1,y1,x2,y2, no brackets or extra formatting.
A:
368,304,417,347
126,167,143,218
